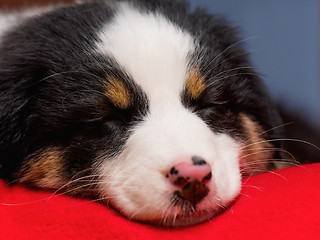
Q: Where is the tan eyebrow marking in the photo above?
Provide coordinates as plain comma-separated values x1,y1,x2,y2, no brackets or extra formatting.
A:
186,68,206,100
105,77,131,109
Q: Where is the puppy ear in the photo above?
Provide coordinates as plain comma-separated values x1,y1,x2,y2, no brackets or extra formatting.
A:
242,80,285,163
0,61,47,179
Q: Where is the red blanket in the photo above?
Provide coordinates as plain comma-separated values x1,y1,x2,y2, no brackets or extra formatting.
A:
1,164,320,240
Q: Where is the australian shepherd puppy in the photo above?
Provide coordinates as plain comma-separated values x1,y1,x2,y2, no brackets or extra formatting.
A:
0,0,282,226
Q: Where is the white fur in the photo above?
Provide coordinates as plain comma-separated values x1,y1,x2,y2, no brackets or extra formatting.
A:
97,2,195,107
96,2,242,224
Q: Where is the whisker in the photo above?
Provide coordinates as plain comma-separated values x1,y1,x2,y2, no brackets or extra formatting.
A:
240,159,298,168
50,182,100,198
200,48,261,77
200,36,259,76
267,171,288,181
206,72,261,88
238,192,253,199
241,171,256,185
32,70,105,87
241,138,320,152
241,184,264,191
240,167,269,175
49,174,101,196
242,122,295,147
241,146,296,159
210,66,253,78
0,198,51,206
239,149,277,160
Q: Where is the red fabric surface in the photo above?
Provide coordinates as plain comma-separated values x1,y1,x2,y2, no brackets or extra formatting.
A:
0,164,320,240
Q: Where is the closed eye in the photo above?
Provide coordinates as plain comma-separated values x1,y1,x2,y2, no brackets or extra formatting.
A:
194,100,229,113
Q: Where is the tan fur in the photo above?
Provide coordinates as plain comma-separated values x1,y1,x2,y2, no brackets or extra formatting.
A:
18,148,65,189
186,68,206,99
105,77,131,109
240,114,274,176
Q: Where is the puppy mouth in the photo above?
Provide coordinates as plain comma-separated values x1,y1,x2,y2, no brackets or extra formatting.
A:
147,195,236,228
104,189,237,227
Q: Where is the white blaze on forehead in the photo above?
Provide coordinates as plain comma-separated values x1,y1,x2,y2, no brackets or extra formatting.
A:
96,2,242,222
96,2,196,107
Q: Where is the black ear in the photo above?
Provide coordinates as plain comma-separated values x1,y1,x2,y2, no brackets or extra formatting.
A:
244,79,284,139
0,59,47,179
259,98,286,165
240,78,285,162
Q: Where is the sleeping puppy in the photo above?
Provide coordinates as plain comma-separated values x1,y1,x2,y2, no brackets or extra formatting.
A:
0,0,283,227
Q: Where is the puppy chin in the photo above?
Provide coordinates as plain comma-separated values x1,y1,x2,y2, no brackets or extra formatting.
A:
104,188,240,227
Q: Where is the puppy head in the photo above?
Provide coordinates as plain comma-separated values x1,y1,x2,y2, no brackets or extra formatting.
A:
93,3,280,226
1,1,281,227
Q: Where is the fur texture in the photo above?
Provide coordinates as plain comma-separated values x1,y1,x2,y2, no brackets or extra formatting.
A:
0,0,282,226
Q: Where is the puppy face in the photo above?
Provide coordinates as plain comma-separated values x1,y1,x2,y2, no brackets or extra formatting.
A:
0,1,281,226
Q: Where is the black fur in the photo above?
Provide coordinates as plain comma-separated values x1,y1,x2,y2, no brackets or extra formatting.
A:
0,2,149,181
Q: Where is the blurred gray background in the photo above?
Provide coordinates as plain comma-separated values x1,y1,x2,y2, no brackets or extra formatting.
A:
189,0,319,130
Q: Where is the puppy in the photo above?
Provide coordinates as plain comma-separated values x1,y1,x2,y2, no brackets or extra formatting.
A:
0,0,282,227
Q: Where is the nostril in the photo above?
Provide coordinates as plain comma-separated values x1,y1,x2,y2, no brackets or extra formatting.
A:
192,156,207,166
202,172,212,184
174,176,188,187
203,172,212,180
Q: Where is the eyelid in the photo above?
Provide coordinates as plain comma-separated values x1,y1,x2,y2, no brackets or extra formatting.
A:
81,116,105,123
198,99,228,109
